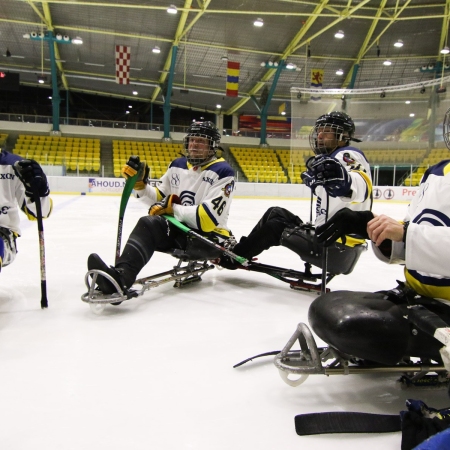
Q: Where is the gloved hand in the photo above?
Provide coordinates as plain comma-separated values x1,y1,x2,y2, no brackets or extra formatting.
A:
13,159,49,198
149,194,180,216
301,170,320,194
308,155,352,197
121,155,149,190
316,208,374,246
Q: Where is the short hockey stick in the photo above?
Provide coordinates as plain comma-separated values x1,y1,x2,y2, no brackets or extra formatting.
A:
32,183,48,309
162,214,249,266
115,169,143,264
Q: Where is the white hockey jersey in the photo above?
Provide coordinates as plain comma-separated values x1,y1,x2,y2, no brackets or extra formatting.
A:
135,157,235,236
373,160,450,301
314,146,373,244
0,151,52,235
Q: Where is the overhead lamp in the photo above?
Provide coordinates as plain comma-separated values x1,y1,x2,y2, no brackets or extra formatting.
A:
5,49,11,57
380,91,386,98
37,75,46,84
334,30,344,39
405,100,411,104
56,33,62,40
281,111,286,116
132,90,138,95
441,46,450,55
409,113,415,117
285,62,296,70
152,46,161,54
437,86,447,94
221,55,228,61
72,36,83,45
383,60,392,66
394,39,404,48
167,4,177,14
216,104,221,109
420,86,426,94
336,69,344,75
253,18,264,27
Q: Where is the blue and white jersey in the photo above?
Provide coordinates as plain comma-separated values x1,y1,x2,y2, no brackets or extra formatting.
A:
0,151,52,235
374,160,450,301
314,145,373,244
135,157,235,236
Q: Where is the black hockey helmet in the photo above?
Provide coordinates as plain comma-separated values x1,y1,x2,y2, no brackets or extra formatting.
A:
309,111,359,155
183,121,221,165
444,108,450,150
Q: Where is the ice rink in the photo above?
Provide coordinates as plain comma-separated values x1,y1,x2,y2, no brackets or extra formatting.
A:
1,192,447,450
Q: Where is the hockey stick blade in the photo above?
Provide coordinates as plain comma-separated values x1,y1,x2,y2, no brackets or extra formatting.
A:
32,183,48,309
162,214,249,266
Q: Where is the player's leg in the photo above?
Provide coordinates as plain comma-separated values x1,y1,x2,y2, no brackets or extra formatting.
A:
88,216,184,294
308,290,450,365
0,228,18,272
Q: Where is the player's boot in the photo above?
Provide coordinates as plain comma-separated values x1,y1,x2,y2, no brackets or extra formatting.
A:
87,253,128,295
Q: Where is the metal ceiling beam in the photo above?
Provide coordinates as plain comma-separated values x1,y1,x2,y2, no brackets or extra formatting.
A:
341,0,389,89
225,0,331,116
150,0,193,103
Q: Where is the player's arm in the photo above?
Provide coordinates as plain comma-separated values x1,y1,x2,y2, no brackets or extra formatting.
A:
13,159,52,220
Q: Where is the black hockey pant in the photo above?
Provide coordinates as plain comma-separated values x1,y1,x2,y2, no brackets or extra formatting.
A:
115,215,188,286
233,206,302,260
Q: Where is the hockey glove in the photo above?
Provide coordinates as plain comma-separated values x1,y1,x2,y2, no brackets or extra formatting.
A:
315,208,374,246
309,155,352,197
13,159,49,198
121,155,149,190
149,194,180,216
300,157,321,193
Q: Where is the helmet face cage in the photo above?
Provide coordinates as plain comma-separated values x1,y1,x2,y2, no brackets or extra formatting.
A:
309,111,355,155
444,108,450,151
183,121,221,165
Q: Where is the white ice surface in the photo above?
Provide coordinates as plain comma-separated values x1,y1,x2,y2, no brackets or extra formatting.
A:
0,194,447,450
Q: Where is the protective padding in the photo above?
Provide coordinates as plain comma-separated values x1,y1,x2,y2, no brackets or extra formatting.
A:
280,226,365,275
308,291,412,365
165,235,222,261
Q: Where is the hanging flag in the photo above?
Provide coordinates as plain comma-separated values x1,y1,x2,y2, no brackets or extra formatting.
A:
115,45,131,85
310,69,323,101
226,61,240,97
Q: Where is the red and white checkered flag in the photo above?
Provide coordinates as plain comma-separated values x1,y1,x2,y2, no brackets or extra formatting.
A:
115,45,131,85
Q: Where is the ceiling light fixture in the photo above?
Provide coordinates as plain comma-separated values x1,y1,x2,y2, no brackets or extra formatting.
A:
221,55,228,61
6,49,11,57
336,69,344,75
334,30,344,39
441,46,450,55
394,39,404,48
152,46,161,54
253,18,264,27
37,75,46,84
216,104,221,109
380,91,386,98
383,60,392,66
405,100,411,104
132,91,138,95
420,86,426,94
409,113,415,117
167,4,178,14
72,36,83,45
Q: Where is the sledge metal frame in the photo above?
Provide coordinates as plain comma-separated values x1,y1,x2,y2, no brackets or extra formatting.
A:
274,322,448,387
236,260,334,293
81,258,215,312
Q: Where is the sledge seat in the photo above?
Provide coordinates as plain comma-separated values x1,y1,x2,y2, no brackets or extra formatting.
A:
163,234,223,262
280,225,366,276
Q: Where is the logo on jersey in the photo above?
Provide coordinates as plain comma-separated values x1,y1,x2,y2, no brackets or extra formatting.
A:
171,174,180,187
414,208,450,227
203,176,214,186
222,180,235,197
180,191,195,206
342,152,355,165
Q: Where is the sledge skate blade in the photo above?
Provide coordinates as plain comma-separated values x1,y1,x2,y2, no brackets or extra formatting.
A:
274,322,448,387
81,269,134,304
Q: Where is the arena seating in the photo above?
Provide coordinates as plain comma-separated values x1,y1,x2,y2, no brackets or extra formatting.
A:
0,133,8,147
112,140,183,178
13,135,101,172
229,147,288,183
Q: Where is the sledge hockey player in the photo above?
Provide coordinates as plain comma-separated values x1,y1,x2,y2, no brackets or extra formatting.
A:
0,148,52,271
87,121,236,295
219,111,372,276
302,109,450,368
